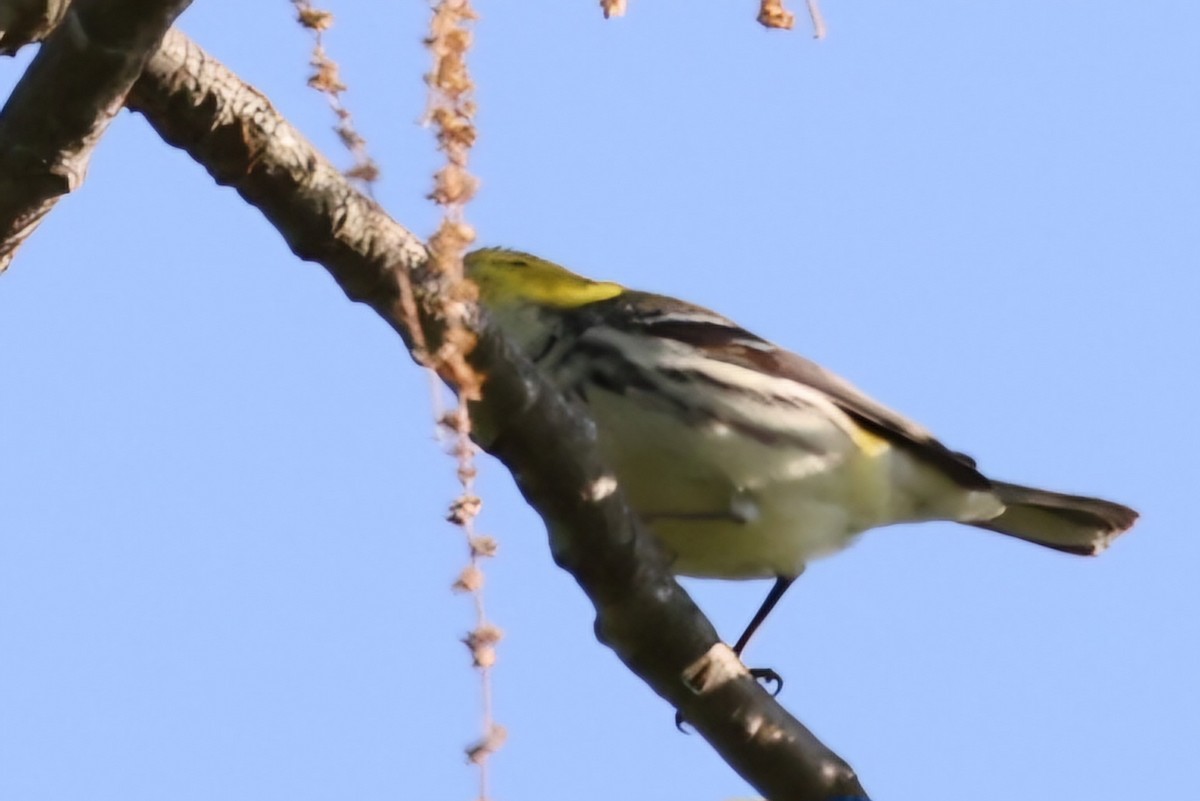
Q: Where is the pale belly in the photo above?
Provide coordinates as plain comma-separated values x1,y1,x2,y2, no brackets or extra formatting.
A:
585,390,891,578
584,387,1001,579
646,485,866,579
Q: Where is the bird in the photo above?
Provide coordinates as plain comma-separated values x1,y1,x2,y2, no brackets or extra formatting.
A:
464,247,1139,691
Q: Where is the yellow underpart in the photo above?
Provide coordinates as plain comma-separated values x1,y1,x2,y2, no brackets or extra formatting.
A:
466,248,624,309
849,423,892,457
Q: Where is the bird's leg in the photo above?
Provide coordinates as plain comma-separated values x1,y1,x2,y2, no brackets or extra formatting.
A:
646,491,799,730
732,575,795,694
673,575,796,732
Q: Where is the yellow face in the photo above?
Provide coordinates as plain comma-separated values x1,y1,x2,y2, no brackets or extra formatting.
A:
465,249,623,310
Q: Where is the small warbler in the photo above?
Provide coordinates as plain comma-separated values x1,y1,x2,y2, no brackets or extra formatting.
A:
465,248,1138,669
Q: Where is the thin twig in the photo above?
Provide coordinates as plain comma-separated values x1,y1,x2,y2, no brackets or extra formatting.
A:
806,0,827,39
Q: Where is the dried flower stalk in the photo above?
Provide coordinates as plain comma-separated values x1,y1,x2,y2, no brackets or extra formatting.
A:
292,1,381,191
425,2,500,799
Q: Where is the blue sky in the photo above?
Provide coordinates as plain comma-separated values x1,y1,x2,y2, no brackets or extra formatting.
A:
2,2,1198,799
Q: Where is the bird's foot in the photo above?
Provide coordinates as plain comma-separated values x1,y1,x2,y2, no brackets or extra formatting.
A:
673,665,785,732
750,665,783,695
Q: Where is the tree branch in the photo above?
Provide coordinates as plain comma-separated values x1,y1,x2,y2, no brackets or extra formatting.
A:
0,0,192,273
123,28,869,801
0,0,71,56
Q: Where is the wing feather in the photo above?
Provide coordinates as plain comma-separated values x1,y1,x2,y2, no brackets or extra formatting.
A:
601,293,991,490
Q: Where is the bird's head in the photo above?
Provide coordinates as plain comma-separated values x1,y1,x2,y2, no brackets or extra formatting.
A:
464,248,623,313
462,248,625,353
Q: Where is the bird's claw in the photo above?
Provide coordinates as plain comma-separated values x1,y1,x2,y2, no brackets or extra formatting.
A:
750,666,783,696
672,666,785,732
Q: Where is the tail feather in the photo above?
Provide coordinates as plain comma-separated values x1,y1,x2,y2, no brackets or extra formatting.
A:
971,481,1138,556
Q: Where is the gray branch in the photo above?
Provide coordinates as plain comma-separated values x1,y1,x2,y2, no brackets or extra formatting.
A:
0,0,192,272
117,28,868,801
